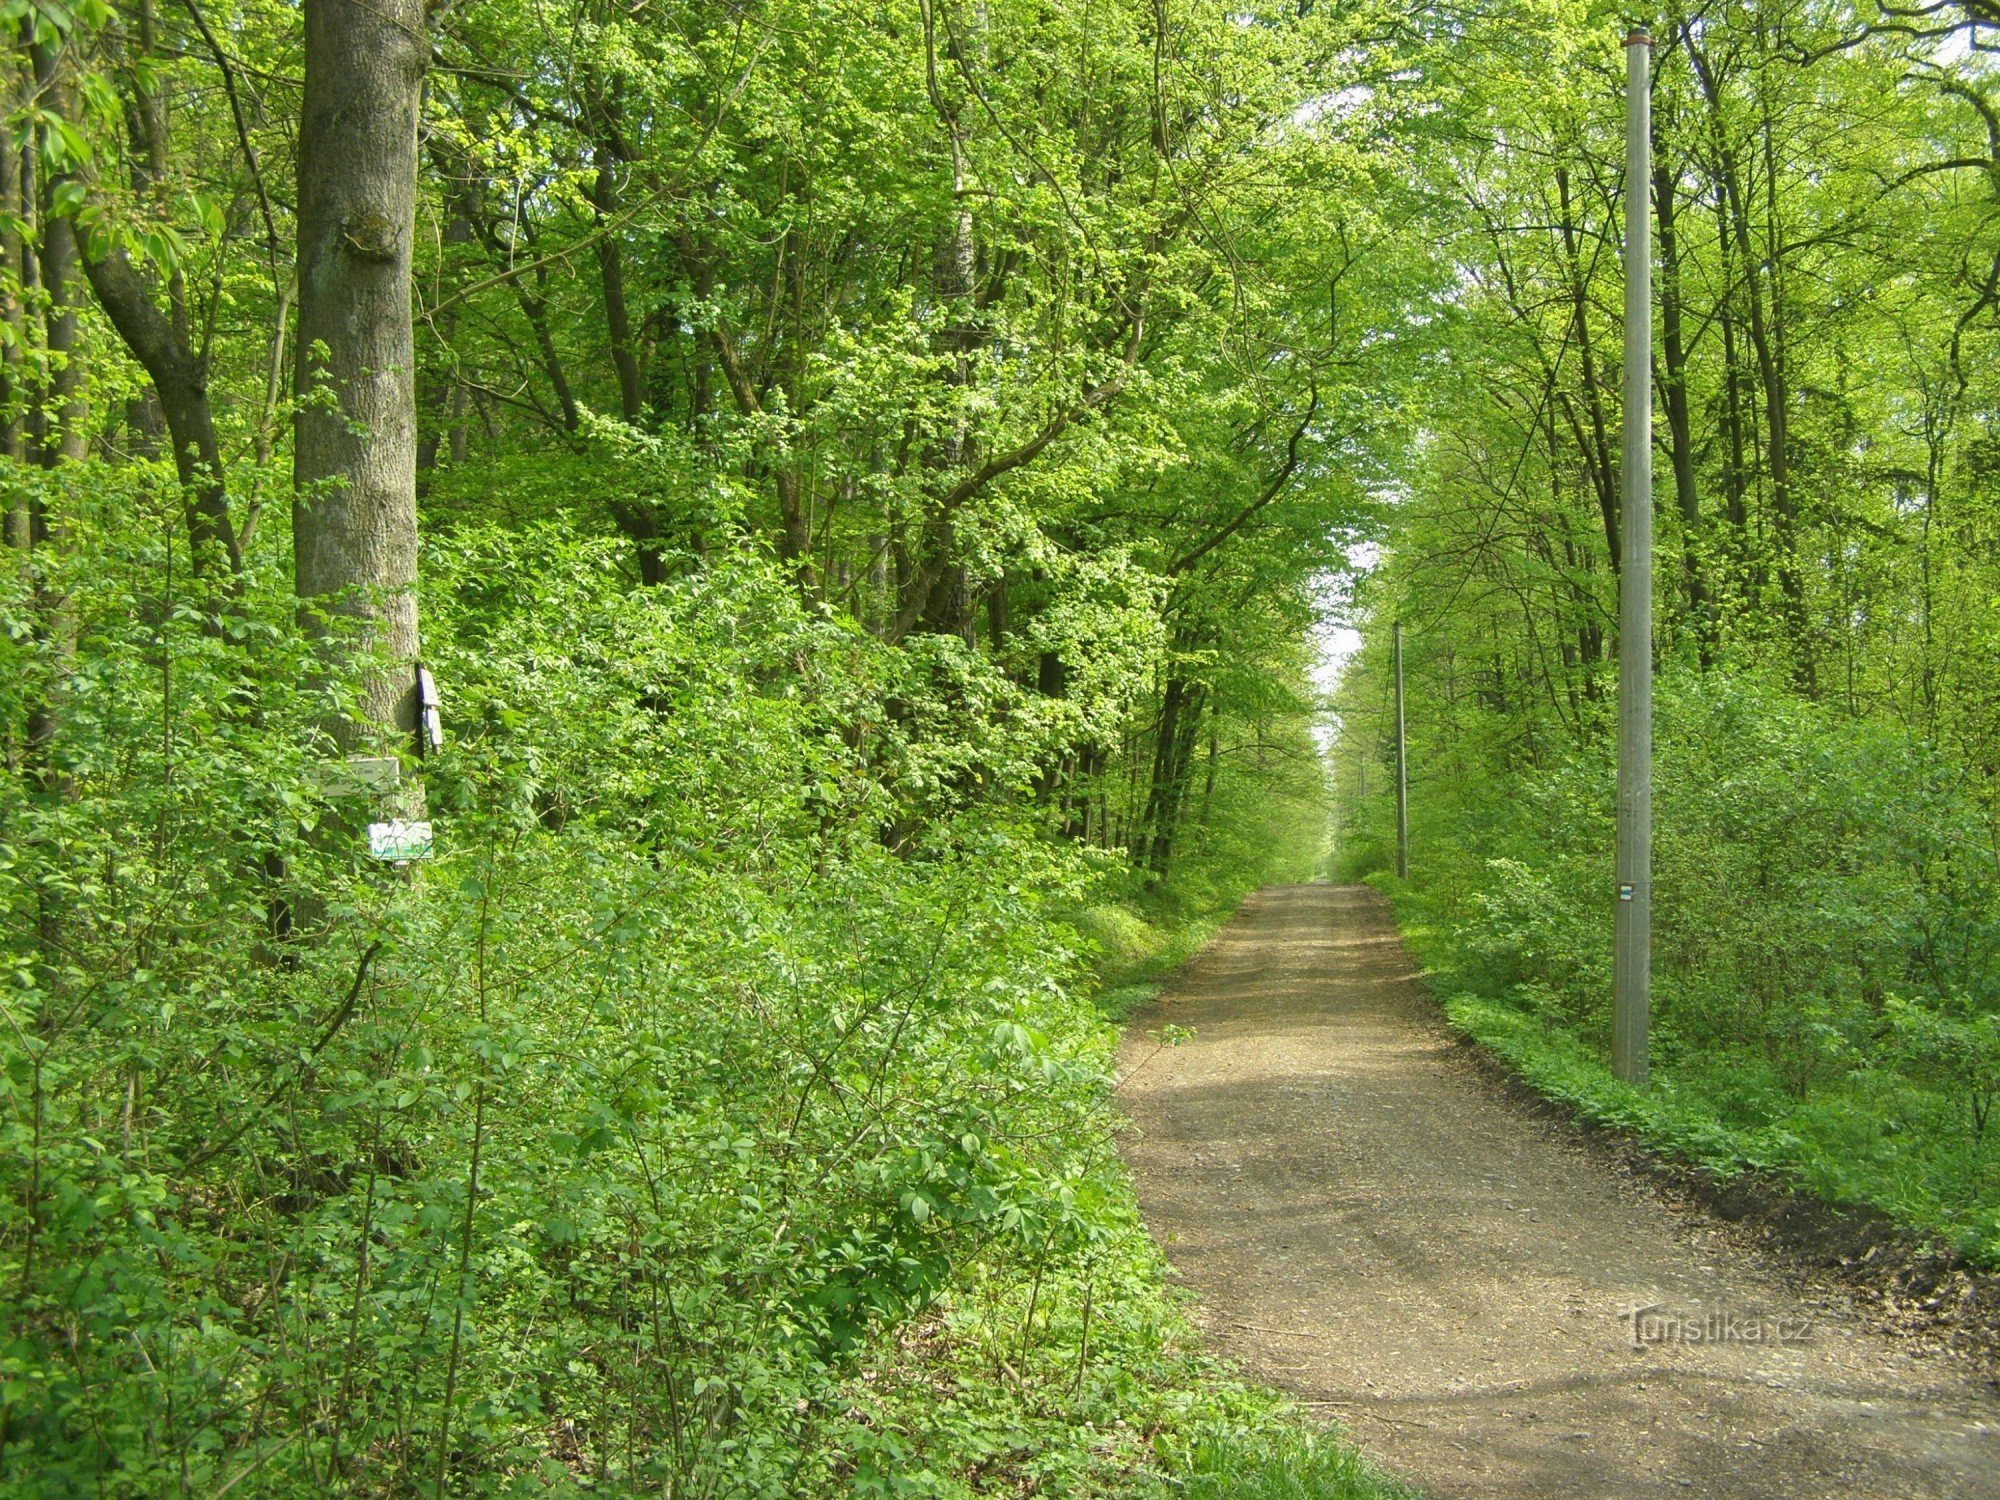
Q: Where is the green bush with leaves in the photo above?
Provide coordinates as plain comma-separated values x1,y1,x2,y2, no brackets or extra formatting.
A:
2,506,1370,1496
1347,669,2000,1264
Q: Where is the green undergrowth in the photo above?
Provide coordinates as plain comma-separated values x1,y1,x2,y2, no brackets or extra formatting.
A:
1172,1428,1411,1500
711,877,1410,1497
1388,890,2000,1270
1336,672,2000,1269
1438,990,1767,1171
809,1078,1414,1498
704,878,1414,1498
1077,901,1229,1024
1,520,1391,1497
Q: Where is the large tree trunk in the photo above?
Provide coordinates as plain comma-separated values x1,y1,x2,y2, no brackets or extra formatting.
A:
1714,218,1749,537
911,0,984,643
1140,667,1206,878
590,151,673,584
593,153,646,426
293,0,425,751
29,30,87,470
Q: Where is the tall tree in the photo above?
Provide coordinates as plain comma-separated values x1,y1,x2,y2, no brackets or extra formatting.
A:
293,0,426,749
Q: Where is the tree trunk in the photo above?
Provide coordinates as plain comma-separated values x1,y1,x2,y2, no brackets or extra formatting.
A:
83,246,242,575
293,0,426,751
1554,167,1620,575
593,154,646,425
1691,38,1806,683
37,217,87,468
1141,672,1205,878
913,0,984,642
590,153,672,584
1653,157,1705,664
0,60,25,477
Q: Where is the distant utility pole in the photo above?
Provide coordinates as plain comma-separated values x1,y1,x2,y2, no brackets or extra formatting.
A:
1613,28,1653,1086
1393,619,1409,881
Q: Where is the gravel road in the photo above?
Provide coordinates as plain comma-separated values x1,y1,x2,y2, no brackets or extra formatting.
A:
1116,883,2000,1499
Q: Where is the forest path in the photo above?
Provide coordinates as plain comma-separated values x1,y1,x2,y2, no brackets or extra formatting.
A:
1115,884,2000,1499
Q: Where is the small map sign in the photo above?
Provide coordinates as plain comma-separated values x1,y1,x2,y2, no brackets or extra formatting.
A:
367,820,434,863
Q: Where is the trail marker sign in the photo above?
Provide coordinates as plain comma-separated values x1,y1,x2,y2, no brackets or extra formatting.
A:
367,819,434,863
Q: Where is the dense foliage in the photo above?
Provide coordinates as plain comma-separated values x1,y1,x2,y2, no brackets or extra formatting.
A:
2,496,1378,1494
16,0,2000,1487
0,0,1409,1493
1337,0,2000,1264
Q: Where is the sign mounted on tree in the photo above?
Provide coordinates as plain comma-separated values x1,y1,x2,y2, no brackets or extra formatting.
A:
367,819,434,863
416,663,443,756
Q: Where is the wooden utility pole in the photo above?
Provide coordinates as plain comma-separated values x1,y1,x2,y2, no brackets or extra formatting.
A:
1613,28,1653,1085
1393,619,1409,881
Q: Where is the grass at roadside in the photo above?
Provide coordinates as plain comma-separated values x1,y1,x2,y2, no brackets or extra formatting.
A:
1172,1428,1416,1499
833,885,1414,1499
1386,891,2000,1270
829,1178,1415,1498
1078,900,1232,1023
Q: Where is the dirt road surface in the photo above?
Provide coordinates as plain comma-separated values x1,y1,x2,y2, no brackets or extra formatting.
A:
1116,884,2000,1499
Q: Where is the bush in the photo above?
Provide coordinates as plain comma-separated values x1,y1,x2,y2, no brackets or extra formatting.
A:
1371,669,2000,1264
1,515,1367,1495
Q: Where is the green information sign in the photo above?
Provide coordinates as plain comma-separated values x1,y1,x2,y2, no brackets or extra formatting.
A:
367,819,434,863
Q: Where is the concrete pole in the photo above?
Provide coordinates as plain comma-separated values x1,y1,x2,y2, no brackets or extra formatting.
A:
1394,619,1409,881
1613,28,1653,1086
